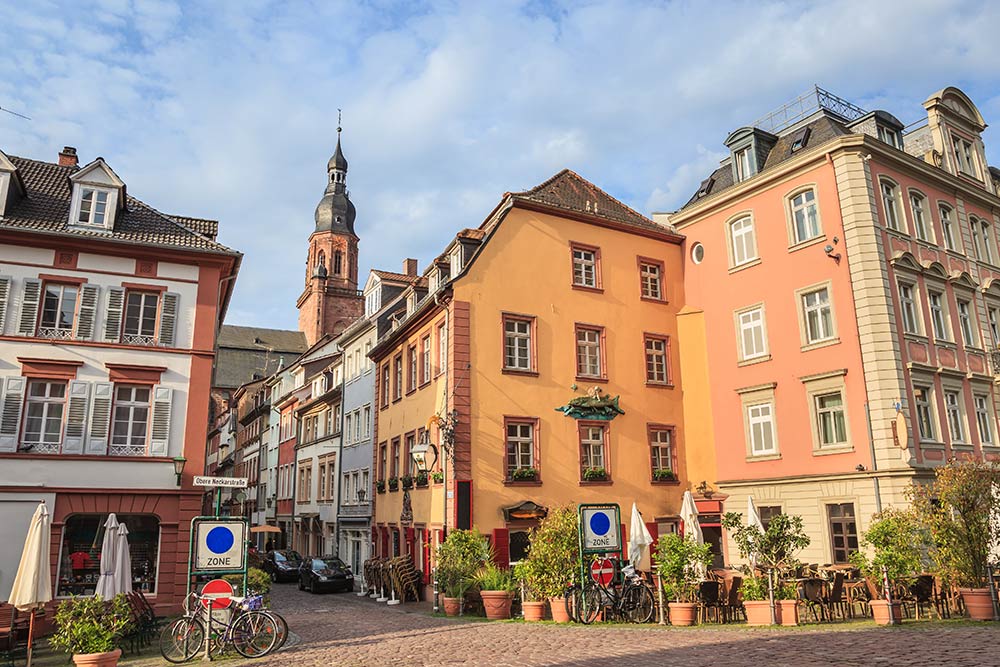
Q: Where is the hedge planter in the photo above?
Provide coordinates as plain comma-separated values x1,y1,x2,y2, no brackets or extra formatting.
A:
959,588,995,621
778,600,799,626
549,596,571,623
72,649,122,667
522,601,546,622
743,600,773,626
480,591,513,620
443,597,462,617
668,602,698,626
869,599,903,625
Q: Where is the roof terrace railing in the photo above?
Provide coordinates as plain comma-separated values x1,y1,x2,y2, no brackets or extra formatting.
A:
751,85,868,135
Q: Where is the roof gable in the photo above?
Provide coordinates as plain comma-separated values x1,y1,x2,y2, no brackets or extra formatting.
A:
69,158,126,193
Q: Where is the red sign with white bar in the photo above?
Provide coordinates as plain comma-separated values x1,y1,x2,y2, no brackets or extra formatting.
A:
200,579,234,609
590,558,615,586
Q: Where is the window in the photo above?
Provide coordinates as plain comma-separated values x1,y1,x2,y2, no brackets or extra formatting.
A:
78,188,109,227
438,323,448,375
505,420,536,480
757,506,782,530
899,282,920,334
802,287,834,344
344,413,353,444
733,146,752,181
952,135,978,177
972,217,982,260
420,335,431,384
393,354,402,401
644,335,669,384
503,315,534,372
975,395,994,445
404,433,415,478
639,261,663,300
22,380,66,453
579,424,607,478
334,251,343,276
649,428,673,477
39,284,78,338
407,345,417,393
298,464,312,502
910,193,929,241
450,248,462,277
958,299,976,347
940,205,957,251
691,243,705,264
391,438,400,479
362,405,371,439
571,245,600,289
827,504,858,564
989,307,1000,346
945,390,966,443
737,306,768,361
729,216,757,266
319,461,328,500
877,125,902,149
111,385,150,456
928,291,949,341
746,402,776,456
365,290,380,316
981,220,994,264
57,514,160,597
881,180,901,231
575,326,604,379
914,385,936,441
790,189,820,243
815,392,847,448
378,443,387,481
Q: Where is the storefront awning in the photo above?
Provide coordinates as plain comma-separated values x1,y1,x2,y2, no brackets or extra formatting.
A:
502,501,548,522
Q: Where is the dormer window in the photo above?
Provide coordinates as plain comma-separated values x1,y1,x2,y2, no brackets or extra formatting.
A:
952,135,979,178
450,248,462,276
790,127,811,153
78,188,110,226
734,147,753,181
406,293,415,315
877,125,902,149
365,290,381,317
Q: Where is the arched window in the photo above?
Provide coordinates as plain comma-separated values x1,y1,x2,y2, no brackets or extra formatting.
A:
334,250,343,276
788,188,820,243
316,250,326,271
880,179,902,231
939,204,957,251
729,215,758,267
909,191,929,241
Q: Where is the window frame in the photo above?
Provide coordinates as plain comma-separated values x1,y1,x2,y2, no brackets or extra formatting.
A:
944,388,967,444
437,322,448,377
898,280,921,336
392,353,403,402
637,256,666,302
727,214,759,269
76,187,112,228
927,289,951,342
574,323,607,382
380,363,390,409
647,424,677,483
643,333,671,386
880,178,904,233
957,298,977,348
503,416,540,484
738,383,778,460
939,203,960,252
406,344,417,394
38,281,80,339
110,384,152,457
577,420,611,483
975,394,995,446
909,190,931,243
501,312,537,376
796,281,838,349
420,334,431,386
913,384,937,443
569,242,603,292
734,303,769,364
786,186,822,246
827,503,859,564
21,379,68,454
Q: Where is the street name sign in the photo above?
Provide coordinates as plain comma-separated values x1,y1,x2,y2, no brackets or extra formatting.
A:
194,476,248,488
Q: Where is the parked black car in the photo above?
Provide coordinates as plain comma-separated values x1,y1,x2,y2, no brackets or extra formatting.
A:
263,550,303,583
298,556,354,593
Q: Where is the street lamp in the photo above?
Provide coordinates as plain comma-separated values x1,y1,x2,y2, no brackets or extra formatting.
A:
357,488,367,504
410,430,438,475
172,456,187,486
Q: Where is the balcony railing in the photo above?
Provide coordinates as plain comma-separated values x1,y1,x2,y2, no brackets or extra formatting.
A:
37,327,74,340
122,333,157,346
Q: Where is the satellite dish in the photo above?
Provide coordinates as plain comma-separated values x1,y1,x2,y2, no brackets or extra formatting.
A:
893,412,908,450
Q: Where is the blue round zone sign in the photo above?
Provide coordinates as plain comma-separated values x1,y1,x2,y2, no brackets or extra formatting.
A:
206,526,235,554
589,511,611,536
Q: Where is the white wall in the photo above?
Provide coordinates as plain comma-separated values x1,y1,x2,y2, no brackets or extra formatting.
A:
0,493,56,600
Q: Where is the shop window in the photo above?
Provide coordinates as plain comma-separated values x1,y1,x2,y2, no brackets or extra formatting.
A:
58,514,160,596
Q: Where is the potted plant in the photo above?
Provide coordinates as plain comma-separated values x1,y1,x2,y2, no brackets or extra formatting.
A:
387,477,399,492
415,470,429,487
432,471,444,484
582,466,607,482
513,561,547,621
653,533,713,626
849,508,922,625
50,594,136,667
511,467,538,482
776,582,800,626
375,480,386,494
721,511,810,626
520,506,580,622
652,468,676,482
910,459,1000,621
436,529,489,616
401,475,414,490
738,574,772,626
474,563,517,620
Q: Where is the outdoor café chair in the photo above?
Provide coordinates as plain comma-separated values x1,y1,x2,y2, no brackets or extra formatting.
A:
723,576,744,623
907,575,934,620
800,578,829,622
826,572,847,620
697,580,723,624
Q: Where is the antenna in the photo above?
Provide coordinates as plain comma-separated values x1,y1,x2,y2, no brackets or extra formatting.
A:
0,105,31,121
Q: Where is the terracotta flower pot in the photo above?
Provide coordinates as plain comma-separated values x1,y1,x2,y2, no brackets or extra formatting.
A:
480,591,513,620
549,596,571,623
522,601,546,622
778,600,799,626
869,599,903,625
959,587,995,621
72,649,122,667
668,602,698,626
443,596,462,617
743,600,775,626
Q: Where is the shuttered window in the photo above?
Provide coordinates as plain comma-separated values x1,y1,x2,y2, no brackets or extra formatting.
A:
22,380,67,453
39,284,78,339
111,385,151,456
123,292,159,345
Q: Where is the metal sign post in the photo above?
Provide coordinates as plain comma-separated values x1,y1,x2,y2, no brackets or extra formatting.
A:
188,477,250,601
577,504,622,621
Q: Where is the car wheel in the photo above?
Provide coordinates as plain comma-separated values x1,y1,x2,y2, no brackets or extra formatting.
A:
309,580,317,594
270,570,278,583
298,578,305,591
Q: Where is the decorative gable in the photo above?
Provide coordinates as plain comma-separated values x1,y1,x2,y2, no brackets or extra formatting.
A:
67,158,126,231
0,150,24,217
724,127,778,183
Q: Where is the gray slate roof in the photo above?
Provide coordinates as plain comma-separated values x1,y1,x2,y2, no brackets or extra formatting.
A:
214,325,308,389
2,155,237,255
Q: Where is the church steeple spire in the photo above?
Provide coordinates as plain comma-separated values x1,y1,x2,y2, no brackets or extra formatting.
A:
314,113,357,238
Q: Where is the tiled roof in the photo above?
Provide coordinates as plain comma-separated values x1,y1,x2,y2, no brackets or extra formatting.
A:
1,155,238,255
511,169,664,234
168,214,219,241
217,325,307,352
214,325,308,390
372,269,421,284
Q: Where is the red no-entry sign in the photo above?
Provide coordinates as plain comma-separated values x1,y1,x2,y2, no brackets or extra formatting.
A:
590,558,615,586
200,578,234,609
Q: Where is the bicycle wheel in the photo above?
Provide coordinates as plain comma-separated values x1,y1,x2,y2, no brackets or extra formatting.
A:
563,585,581,623
622,584,655,624
160,617,205,664
268,610,289,649
577,583,603,625
231,610,279,658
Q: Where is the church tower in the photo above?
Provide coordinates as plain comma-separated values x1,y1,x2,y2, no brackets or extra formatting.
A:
297,125,363,345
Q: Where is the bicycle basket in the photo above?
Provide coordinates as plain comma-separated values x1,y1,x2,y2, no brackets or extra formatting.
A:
240,594,265,611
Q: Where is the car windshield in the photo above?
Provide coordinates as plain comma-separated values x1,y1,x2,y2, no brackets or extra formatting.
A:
314,558,345,570
274,551,301,562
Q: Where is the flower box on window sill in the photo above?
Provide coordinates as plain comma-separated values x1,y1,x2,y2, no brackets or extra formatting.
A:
400,476,414,490
375,481,386,494
651,468,676,483
431,471,444,484
387,478,399,492
415,472,429,487
510,467,538,482
581,467,608,482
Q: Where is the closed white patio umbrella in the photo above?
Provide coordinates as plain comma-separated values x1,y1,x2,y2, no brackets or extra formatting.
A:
114,523,133,595
680,491,705,577
8,502,53,667
628,503,654,571
94,513,121,599
746,496,765,569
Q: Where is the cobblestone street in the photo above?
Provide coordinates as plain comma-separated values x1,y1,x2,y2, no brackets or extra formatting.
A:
260,584,1000,667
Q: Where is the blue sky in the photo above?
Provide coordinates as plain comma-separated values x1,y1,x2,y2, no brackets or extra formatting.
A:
3,0,1000,329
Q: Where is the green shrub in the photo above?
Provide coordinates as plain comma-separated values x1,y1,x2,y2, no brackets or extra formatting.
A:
652,469,675,482
437,529,489,598
741,575,767,601
511,467,538,481
653,533,713,602
582,467,607,481
520,506,580,600
49,594,135,655
474,563,517,593
850,508,924,595
223,567,272,597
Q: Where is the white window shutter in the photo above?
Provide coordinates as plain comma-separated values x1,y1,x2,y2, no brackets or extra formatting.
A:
62,380,91,454
103,287,125,342
0,276,12,335
150,386,173,456
158,292,179,347
0,376,26,452
75,284,100,341
17,278,42,336
86,381,113,455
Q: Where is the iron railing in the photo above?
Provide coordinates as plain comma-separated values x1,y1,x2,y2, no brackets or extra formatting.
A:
751,85,868,135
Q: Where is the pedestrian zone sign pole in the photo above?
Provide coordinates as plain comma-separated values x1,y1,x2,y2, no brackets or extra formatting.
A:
577,504,622,619
187,477,250,603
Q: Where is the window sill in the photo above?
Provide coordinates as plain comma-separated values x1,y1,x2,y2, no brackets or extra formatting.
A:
787,236,826,253
571,284,604,294
576,375,608,384
405,387,417,397
914,238,941,251
392,397,402,404
885,227,912,242
579,480,613,486
800,337,840,352
964,345,985,354
746,453,781,462
418,380,432,389
919,441,945,449
504,480,542,487
934,340,957,350
951,443,975,451
645,381,674,389
812,445,854,456
738,354,772,367
640,296,668,305
501,368,539,377
903,332,929,344
728,258,762,274
650,479,681,486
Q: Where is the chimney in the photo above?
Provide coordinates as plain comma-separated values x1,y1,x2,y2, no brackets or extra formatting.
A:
403,258,418,277
58,147,78,167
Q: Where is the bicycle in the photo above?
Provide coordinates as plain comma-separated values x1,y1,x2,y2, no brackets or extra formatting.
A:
159,592,280,662
564,562,655,624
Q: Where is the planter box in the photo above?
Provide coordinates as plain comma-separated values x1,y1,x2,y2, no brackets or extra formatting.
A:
869,599,903,625
443,597,462,617
778,600,799,626
744,600,774,626
523,601,546,622
549,596,571,623
72,649,122,667
668,602,698,626
480,591,513,620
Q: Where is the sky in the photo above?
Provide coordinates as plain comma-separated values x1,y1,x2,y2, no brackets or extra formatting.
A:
3,0,1000,329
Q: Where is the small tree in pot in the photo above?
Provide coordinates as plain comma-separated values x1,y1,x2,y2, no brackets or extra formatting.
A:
50,594,136,667
521,506,580,622
910,459,1000,620
436,529,489,616
653,533,713,626
850,508,923,625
